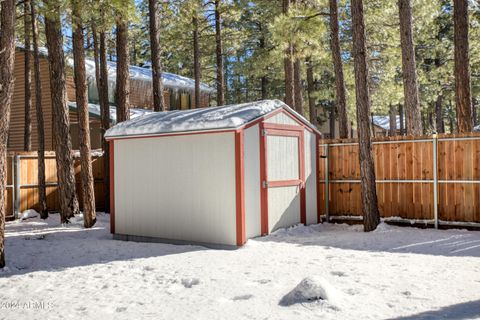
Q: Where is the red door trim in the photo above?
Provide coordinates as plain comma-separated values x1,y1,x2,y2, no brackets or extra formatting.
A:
259,121,306,235
263,128,302,137
268,179,302,188
315,135,321,223
259,123,269,235
299,131,306,225
235,130,246,246
263,122,304,132
109,140,115,234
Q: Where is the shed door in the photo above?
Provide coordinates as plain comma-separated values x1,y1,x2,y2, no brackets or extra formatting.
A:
260,123,305,234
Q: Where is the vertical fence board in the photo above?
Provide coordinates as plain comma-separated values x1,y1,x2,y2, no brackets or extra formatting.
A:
6,151,105,215
319,133,480,224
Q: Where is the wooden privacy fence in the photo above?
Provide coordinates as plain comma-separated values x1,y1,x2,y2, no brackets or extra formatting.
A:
318,133,480,227
4,151,105,219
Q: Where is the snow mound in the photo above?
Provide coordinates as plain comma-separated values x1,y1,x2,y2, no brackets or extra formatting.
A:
21,209,38,220
280,277,342,307
373,222,393,233
181,278,200,288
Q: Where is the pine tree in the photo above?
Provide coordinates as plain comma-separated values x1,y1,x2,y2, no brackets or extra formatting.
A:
116,13,130,122
282,0,295,109
398,0,422,136
215,0,225,106
193,13,201,108
99,30,111,213
0,0,16,268
30,0,47,219
24,0,32,151
149,0,166,111
44,1,80,222
72,0,96,228
453,0,473,132
351,0,380,232
329,0,348,138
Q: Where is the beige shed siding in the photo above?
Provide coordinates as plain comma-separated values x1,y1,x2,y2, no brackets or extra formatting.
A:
264,112,298,125
9,50,54,151
304,129,318,224
114,132,237,245
244,124,261,239
267,135,299,181
268,186,300,232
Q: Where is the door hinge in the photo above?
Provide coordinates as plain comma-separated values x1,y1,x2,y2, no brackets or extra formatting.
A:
261,129,267,136
262,180,268,188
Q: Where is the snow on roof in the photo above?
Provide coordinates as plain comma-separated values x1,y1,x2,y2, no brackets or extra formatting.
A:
16,46,213,93
68,102,153,125
67,57,214,93
372,115,400,131
105,99,319,139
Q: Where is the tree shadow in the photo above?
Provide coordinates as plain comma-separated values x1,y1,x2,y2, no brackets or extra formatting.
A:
388,300,480,320
2,213,206,278
257,219,480,258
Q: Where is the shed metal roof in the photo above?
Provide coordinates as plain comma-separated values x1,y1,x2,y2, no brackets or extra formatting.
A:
104,100,320,139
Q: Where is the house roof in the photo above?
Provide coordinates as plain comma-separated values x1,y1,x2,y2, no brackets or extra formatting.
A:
16,46,213,93
80,58,214,93
104,99,320,139
68,102,153,125
372,115,400,131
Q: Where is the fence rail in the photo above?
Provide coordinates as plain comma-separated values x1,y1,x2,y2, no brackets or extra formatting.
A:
318,133,480,227
4,151,105,219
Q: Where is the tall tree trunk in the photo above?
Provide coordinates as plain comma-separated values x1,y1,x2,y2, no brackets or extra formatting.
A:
259,32,267,100
398,0,422,135
261,77,267,100
92,23,101,100
99,32,110,213
329,0,348,138
0,0,16,268
453,0,473,132
149,0,166,111
45,3,79,222
283,0,295,108
24,0,32,151
214,0,225,106
351,0,380,232
435,94,445,133
473,98,478,126
72,0,96,228
31,0,47,218
293,58,303,115
116,16,130,122
370,112,375,137
193,14,201,108
449,114,455,133
306,57,317,125
398,104,405,134
389,104,397,136
329,106,336,138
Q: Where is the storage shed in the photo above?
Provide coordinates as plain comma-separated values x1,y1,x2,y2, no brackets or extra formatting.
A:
104,99,321,247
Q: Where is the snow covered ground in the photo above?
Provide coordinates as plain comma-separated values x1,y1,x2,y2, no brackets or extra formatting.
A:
1,213,479,320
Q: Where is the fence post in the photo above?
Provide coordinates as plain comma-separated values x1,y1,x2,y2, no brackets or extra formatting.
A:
324,144,329,223
13,155,21,219
432,134,439,229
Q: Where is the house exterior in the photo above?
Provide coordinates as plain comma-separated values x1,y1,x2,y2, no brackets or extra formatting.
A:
105,100,321,247
371,115,402,136
8,47,214,151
